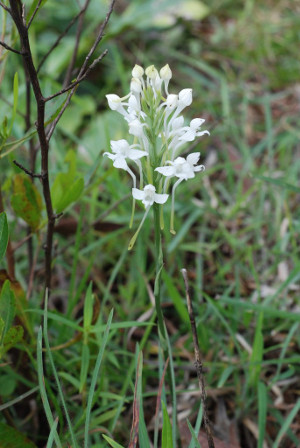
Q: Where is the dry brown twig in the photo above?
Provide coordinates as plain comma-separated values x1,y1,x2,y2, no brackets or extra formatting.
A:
181,268,215,448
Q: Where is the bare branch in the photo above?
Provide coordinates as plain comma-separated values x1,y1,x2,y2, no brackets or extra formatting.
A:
46,0,116,138
37,5,89,73
9,0,55,295
63,0,91,87
0,1,11,13
79,0,116,76
13,159,43,179
44,49,107,102
181,268,215,448
27,0,42,29
0,40,22,54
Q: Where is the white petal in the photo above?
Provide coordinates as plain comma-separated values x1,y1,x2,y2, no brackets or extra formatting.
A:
155,166,175,177
106,94,121,111
132,188,145,200
128,95,140,111
154,193,169,204
178,129,196,142
132,64,144,78
194,164,205,172
160,64,172,81
113,157,128,170
128,149,148,160
165,94,178,109
171,116,184,130
129,119,145,137
103,152,117,161
186,152,200,165
177,162,195,179
173,157,185,165
130,77,142,93
196,130,210,137
190,118,205,130
111,139,130,155
178,88,193,107
145,65,158,79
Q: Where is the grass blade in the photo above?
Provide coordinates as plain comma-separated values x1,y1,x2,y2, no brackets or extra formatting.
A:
43,292,78,448
36,327,62,448
273,399,300,448
84,308,114,448
257,382,267,448
162,401,174,448
46,417,59,448
187,418,202,448
102,435,125,448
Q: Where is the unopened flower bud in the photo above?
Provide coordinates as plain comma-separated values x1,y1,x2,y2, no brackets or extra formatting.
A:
145,65,158,80
132,64,144,78
106,94,122,110
160,64,172,81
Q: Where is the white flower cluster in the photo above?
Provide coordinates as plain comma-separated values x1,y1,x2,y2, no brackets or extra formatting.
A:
104,64,209,241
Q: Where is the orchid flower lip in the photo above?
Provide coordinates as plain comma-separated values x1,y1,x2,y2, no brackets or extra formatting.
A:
132,184,169,208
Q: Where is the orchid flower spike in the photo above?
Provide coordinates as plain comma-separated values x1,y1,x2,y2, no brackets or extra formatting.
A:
104,63,209,245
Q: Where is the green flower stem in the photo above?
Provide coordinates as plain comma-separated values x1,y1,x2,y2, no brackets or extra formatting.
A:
153,202,179,448
153,203,167,345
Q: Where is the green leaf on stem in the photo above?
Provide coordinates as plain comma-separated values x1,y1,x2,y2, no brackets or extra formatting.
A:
0,325,24,358
11,174,43,231
0,280,15,344
51,150,84,213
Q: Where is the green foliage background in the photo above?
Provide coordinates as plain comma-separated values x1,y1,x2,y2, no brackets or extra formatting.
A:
0,0,299,447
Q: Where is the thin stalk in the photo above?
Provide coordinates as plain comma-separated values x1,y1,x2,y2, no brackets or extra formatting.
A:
153,203,166,344
153,203,179,448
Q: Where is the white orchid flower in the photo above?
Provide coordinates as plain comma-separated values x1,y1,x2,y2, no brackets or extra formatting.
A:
106,93,133,121
104,139,147,187
132,184,169,208
179,118,210,142
155,153,205,233
128,185,169,250
156,153,205,180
